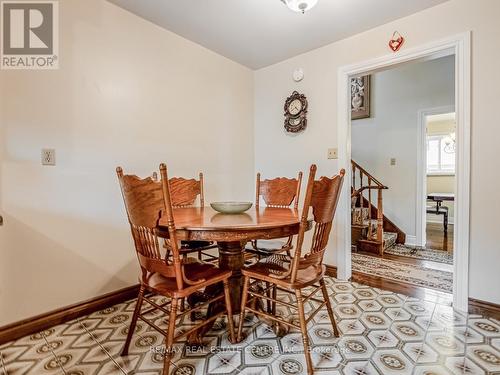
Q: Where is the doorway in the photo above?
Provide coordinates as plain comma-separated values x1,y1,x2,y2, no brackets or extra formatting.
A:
418,108,456,256
336,33,471,311
349,56,456,296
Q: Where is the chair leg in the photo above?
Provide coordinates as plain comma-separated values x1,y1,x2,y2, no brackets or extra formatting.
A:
237,275,250,341
265,282,272,313
223,279,236,343
121,285,145,356
295,289,314,375
163,298,178,375
320,278,339,337
271,285,277,315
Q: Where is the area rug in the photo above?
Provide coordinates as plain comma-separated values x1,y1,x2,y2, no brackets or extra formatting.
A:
385,244,453,264
352,253,453,293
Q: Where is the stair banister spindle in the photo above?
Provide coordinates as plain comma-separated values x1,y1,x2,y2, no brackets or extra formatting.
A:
359,170,362,211
377,189,384,255
352,164,356,190
368,178,372,218
359,169,363,192
368,177,372,237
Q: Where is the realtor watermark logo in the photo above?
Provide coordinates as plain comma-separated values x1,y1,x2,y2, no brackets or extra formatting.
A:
1,0,58,69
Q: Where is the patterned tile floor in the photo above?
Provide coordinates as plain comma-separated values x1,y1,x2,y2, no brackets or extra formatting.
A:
1,277,499,375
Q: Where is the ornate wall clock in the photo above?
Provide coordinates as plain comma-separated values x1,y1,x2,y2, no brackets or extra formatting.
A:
284,91,308,133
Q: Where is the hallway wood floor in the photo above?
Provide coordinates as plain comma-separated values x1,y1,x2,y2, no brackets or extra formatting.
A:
426,222,454,252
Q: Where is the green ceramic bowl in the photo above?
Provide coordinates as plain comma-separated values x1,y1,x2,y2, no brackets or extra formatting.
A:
210,201,253,214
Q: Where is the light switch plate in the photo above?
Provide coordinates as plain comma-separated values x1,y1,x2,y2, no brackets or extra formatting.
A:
328,148,338,159
390,158,396,166
42,149,56,166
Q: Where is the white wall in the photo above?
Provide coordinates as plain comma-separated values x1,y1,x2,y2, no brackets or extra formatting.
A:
2,0,499,322
351,56,455,238
0,0,254,325
254,0,500,304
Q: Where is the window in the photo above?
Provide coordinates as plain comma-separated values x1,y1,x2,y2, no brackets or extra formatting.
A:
427,134,455,175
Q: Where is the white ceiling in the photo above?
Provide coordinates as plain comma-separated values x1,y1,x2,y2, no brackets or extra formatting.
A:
108,0,449,69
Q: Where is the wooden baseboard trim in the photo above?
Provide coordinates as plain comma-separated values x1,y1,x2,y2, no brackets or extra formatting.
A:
0,284,140,345
468,297,500,320
325,264,337,278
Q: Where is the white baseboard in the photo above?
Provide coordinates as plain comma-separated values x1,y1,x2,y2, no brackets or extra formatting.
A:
405,235,417,247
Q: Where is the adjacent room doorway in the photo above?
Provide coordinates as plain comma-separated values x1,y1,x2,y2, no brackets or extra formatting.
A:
418,107,456,256
349,58,456,298
336,33,471,311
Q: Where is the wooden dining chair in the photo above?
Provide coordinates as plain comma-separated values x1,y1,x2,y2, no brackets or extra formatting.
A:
117,164,235,375
237,165,345,375
157,171,218,262
246,171,303,259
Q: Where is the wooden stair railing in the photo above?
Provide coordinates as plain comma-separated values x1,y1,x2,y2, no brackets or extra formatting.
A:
351,160,388,254
351,160,406,255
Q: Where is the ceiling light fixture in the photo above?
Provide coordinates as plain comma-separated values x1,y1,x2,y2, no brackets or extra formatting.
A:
443,132,456,154
281,0,318,14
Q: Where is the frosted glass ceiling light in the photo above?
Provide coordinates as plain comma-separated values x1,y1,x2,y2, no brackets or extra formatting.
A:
281,0,318,13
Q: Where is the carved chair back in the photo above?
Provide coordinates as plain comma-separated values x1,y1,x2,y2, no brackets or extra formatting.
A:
153,172,204,208
117,165,184,290
169,173,205,208
255,172,303,209
290,165,345,282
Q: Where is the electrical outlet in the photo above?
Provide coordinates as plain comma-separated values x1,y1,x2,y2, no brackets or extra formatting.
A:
390,158,396,166
328,148,338,159
41,149,56,166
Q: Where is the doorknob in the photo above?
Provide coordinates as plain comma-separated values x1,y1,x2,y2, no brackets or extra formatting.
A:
0,215,3,226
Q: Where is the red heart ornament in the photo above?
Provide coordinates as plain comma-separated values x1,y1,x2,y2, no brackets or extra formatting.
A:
389,32,405,52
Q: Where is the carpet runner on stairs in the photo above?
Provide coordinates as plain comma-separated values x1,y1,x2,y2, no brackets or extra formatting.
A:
383,231,397,250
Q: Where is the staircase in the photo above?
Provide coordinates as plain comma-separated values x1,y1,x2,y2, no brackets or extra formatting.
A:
351,160,406,256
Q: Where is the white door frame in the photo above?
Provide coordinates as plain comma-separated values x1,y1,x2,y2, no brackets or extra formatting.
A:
416,105,455,248
336,32,471,312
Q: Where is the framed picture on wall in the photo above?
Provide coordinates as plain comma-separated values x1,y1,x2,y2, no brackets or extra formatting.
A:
351,75,371,120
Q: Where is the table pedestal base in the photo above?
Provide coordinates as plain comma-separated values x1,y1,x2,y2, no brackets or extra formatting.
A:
218,241,245,312
187,241,244,345
186,240,288,346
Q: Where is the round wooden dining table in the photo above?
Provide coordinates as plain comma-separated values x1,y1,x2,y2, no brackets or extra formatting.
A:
158,206,307,344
